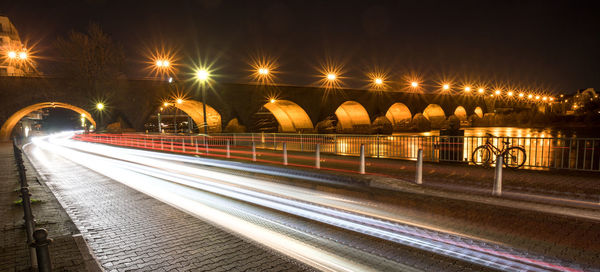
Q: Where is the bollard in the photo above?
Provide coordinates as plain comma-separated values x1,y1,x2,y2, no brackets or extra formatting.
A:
283,142,288,165
315,143,321,169
415,149,423,184
31,229,52,272
226,140,231,158
195,138,199,153
182,138,186,152
160,137,164,150
151,137,154,149
493,155,503,196
359,144,365,174
252,142,257,161
170,138,174,151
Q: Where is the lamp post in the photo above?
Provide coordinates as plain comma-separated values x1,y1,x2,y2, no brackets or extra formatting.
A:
96,103,104,130
196,69,210,135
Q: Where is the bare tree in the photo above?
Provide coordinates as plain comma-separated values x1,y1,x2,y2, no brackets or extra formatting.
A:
55,23,125,98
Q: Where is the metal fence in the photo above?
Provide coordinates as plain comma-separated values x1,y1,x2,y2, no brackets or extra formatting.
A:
76,133,600,172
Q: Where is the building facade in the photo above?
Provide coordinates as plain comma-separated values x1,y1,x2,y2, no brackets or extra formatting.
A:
0,15,28,76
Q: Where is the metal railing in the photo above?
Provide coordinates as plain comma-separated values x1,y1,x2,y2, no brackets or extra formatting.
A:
13,140,53,271
74,133,600,172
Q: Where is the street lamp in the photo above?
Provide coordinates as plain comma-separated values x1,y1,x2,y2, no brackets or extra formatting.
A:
374,78,383,85
478,88,485,94
327,73,336,81
96,103,104,110
464,87,471,92
442,84,450,90
411,81,418,87
7,51,17,59
196,68,211,135
18,52,27,60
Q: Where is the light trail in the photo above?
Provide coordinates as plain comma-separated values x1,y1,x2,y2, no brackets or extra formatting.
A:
28,132,584,272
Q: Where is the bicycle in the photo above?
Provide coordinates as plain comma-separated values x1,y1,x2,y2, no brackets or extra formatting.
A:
471,133,527,169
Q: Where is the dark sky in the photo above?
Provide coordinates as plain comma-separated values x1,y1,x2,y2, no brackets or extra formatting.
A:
2,0,599,94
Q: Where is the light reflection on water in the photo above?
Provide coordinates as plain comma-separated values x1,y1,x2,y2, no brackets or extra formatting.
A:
244,128,599,171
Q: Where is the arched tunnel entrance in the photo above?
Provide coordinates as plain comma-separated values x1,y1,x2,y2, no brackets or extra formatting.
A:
1,102,96,142
173,100,222,133
254,100,313,133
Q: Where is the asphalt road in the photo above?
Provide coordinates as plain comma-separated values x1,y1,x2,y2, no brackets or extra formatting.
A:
24,132,599,272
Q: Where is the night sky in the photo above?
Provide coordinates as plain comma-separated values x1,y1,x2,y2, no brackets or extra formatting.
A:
2,0,599,94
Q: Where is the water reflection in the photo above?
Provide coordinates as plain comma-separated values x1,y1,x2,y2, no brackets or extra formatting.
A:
226,129,600,171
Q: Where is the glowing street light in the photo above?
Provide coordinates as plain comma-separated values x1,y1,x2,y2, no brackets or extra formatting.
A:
327,73,337,81
495,90,501,95
176,98,183,104
549,97,554,101
535,95,541,100
464,87,471,92
195,67,212,134
442,84,450,90
507,91,513,96
411,82,418,87
155,60,170,67
258,68,269,75
7,51,17,59
478,88,484,94
374,78,383,85
528,94,534,99
196,69,210,81
270,98,276,103
542,96,547,101
18,52,27,59
519,93,524,98
96,103,104,110
163,102,170,107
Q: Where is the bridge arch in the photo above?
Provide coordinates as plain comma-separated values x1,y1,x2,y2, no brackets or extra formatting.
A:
474,107,484,118
385,103,412,129
1,102,96,142
174,100,222,133
262,100,313,133
422,104,446,128
335,101,371,133
454,106,468,121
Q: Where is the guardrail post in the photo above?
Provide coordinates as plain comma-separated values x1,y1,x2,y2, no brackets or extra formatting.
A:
31,229,52,272
252,142,257,161
416,149,423,184
195,138,199,153
182,138,186,152
226,140,231,158
151,137,154,149
160,137,164,150
493,155,503,196
315,143,321,169
283,142,288,165
359,144,366,174
170,138,174,151
334,135,338,154
204,136,209,154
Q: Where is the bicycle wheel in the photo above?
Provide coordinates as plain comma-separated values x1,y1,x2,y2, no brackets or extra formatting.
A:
503,146,526,169
471,146,492,166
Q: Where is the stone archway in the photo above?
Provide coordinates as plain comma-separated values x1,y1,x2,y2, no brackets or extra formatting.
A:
1,102,96,141
262,100,313,133
335,101,371,133
385,102,412,130
174,100,222,133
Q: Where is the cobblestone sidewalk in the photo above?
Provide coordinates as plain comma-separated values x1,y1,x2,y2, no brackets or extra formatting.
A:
0,143,95,272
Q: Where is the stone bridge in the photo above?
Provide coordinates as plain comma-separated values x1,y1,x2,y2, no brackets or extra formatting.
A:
0,76,529,140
